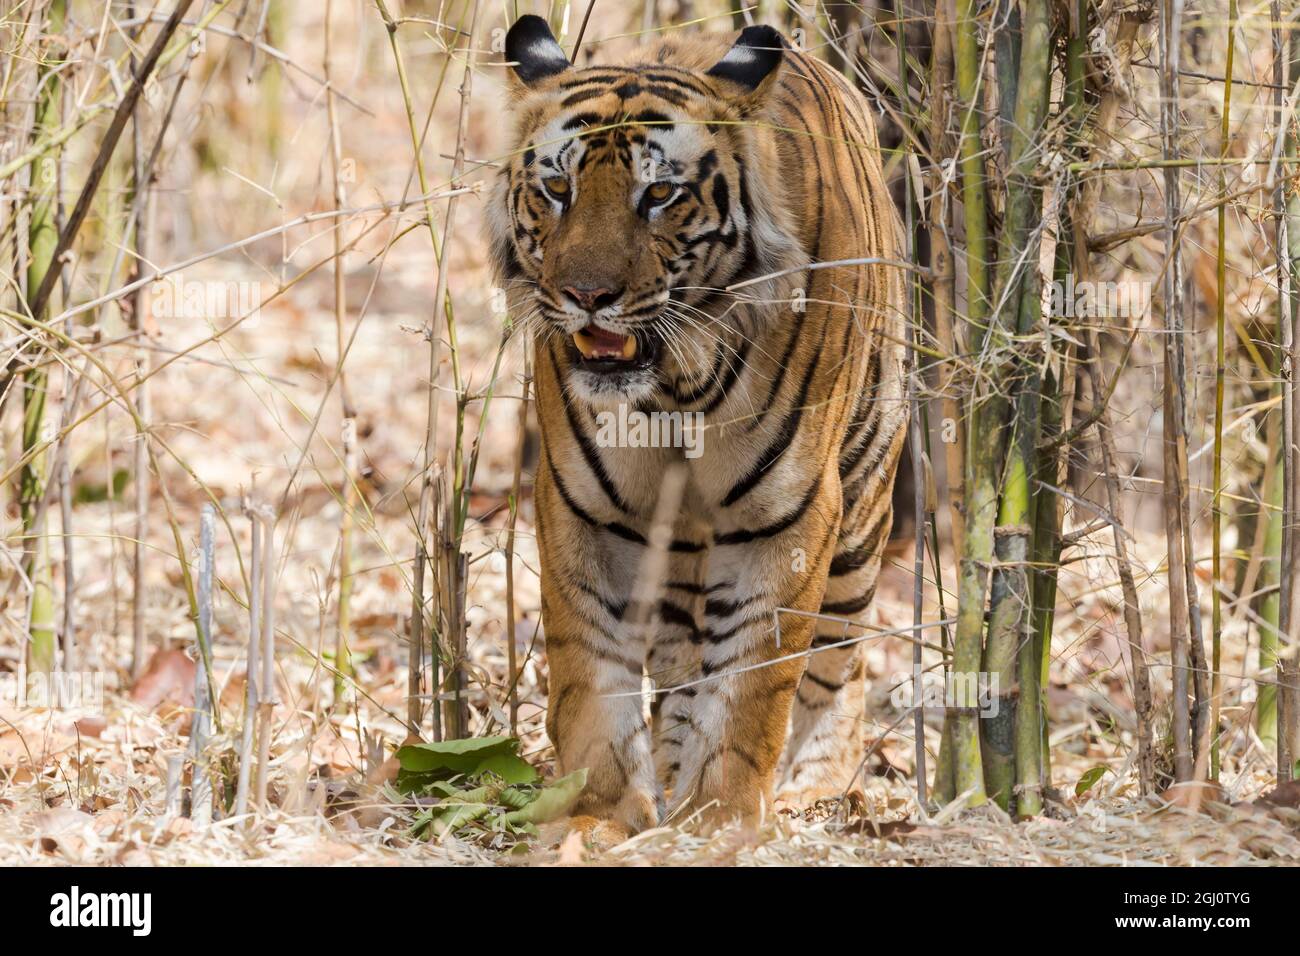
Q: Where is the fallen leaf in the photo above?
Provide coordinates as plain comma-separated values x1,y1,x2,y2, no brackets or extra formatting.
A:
841,818,918,839
1256,780,1300,810
74,716,107,738
129,649,195,730
1158,780,1226,814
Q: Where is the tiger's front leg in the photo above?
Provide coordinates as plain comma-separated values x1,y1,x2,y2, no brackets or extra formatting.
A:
668,474,843,827
543,627,657,839
537,474,660,838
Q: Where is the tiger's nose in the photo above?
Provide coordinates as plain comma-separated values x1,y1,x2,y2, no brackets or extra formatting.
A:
562,285,623,312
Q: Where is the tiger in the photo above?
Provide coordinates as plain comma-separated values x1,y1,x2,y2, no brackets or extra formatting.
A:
488,15,907,840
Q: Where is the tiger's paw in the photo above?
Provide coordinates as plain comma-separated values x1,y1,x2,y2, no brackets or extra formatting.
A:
774,785,865,817
565,814,630,853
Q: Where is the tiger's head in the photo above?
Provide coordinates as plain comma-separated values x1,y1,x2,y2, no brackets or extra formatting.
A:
489,16,804,406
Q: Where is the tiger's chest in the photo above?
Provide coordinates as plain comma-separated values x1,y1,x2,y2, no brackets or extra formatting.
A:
561,319,858,535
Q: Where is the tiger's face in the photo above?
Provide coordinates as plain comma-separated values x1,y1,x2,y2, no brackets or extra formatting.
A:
490,18,800,406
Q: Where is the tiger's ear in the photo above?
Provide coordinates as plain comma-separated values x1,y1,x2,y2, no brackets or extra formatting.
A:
505,15,570,89
706,25,785,107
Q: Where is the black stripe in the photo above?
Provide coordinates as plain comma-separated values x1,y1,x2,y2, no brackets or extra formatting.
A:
552,352,636,515
704,594,759,618
801,669,843,693
658,600,700,641
820,586,877,617
721,348,820,506
714,477,822,546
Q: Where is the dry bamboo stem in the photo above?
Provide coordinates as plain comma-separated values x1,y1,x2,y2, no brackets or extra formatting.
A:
929,0,963,558
1160,0,1196,783
374,0,475,739
324,0,355,712
254,508,277,814
1280,13,1300,782
189,503,215,825
233,505,261,820
928,0,958,803
894,0,928,811
503,353,531,737
1088,329,1156,794
1211,0,1237,781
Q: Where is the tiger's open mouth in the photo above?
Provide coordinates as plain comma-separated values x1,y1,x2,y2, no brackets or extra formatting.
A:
569,324,660,373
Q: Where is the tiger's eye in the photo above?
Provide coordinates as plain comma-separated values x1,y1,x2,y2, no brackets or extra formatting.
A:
543,177,570,198
646,181,675,203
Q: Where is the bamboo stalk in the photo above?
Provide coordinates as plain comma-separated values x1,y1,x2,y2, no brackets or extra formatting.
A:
19,0,66,677
1088,328,1156,794
57,454,74,672
233,505,261,820
324,0,355,712
254,509,277,813
129,2,154,680
949,0,993,807
438,0,481,740
189,503,215,826
980,0,1051,812
503,353,531,737
1211,0,1237,782
1160,0,1197,783
1022,0,1086,806
1281,16,1300,782
1270,0,1289,776
374,0,475,739
928,0,959,804
899,13,928,810
929,0,963,558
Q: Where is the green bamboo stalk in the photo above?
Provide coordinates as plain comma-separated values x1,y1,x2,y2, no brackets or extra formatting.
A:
1211,0,1237,782
1024,0,1089,802
977,0,1052,812
949,0,993,808
20,0,67,676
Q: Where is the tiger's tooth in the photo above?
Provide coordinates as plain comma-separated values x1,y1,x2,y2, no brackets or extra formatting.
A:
573,330,595,358
621,335,638,360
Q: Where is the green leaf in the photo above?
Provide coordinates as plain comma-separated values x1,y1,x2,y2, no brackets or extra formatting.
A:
500,769,588,827
396,735,519,775
394,735,537,791
475,752,539,786
1075,765,1109,797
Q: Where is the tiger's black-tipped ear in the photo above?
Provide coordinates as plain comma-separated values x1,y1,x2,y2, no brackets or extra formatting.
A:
706,25,785,93
505,15,569,87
